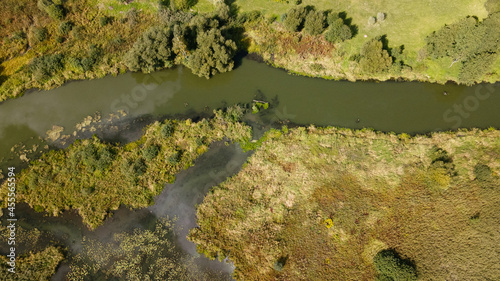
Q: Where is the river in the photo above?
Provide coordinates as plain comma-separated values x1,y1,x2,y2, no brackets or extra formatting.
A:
0,58,499,280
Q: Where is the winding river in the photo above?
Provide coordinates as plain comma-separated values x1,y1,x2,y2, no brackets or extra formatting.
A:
1,58,499,280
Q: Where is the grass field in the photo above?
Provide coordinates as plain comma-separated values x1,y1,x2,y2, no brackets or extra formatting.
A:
189,127,500,280
218,0,497,83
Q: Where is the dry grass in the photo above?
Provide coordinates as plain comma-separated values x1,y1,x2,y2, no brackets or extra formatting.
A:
190,127,500,280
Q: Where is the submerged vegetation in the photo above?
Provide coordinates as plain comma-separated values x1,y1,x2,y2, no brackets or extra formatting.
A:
0,107,251,229
189,127,500,280
68,218,227,280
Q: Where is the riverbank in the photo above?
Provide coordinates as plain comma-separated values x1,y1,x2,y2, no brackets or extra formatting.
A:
240,1,500,85
189,126,500,280
2,0,500,103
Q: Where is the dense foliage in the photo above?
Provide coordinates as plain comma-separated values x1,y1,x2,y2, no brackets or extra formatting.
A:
188,28,237,78
359,37,393,73
124,26,175,73
303,10,326,36
125,6,238,78
283,6,309,32
29,54,65,81
426,13,500,84
0,107,251,229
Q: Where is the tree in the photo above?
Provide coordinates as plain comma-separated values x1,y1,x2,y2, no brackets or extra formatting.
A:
324,18,352,43
303,10,326,35
124,26,175,73
283,6,309,32
187,28,237,78
373,250,418,281
359,37,393,73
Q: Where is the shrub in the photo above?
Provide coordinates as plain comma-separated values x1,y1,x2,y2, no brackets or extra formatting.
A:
359,37,392,73
368,16,376,25
283,6,309,32
373,250,418,281
143,145,160,161
167,150,181,165
99,16,111,27
11,31,26,41
474,163,492,182
29,54,65,81
237,11,261,24
124,26,174,73
187,28,237,78
173,0,196,11
37,0,65,20
324,18,352,43
161,122,175,138
303,10,326,35
58,21,73,36
31,26,48,43
71,26,84,40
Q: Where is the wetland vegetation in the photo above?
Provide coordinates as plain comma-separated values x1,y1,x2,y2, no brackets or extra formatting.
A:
189,126,500,280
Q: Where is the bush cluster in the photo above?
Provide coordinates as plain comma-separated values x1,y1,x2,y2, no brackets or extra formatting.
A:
29,54,65,81
426,13,500,84
373,250,418,281
283,6,354,43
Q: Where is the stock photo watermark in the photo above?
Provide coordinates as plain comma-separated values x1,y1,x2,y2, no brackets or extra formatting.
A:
442,83,498,129
110,68,183,115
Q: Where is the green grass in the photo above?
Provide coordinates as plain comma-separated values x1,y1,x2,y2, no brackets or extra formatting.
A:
189,127,500,280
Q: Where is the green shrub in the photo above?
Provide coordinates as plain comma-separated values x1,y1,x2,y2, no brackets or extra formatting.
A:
161,122,175,138
29,54,65,81
187,28,237,78
474,163,492,182
124,26,174,73
143,145,160,161
359,37,392,73
303,10,326,35
459,52,497,85
71,26,84,40
31,27,48,42
37,0,65,20
368,16,376,25
283,6,309,32
99,16,111,27
373,250,417,281
167,150,181,165
58,21,73,36
324,18,352,43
